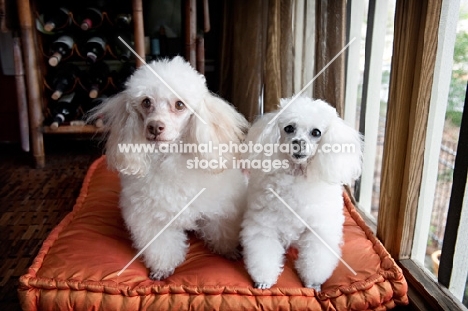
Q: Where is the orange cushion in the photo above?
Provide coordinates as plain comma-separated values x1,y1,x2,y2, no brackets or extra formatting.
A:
18,156,408,310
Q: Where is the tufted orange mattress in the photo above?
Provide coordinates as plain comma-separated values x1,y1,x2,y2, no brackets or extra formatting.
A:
18,156,408,310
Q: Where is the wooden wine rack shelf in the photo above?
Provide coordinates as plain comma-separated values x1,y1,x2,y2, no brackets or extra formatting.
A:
43,125,105,134
17,0,145,168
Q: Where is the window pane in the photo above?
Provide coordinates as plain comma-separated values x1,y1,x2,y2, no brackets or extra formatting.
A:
370,1,395,219
424,3,468,296
349,0,396,220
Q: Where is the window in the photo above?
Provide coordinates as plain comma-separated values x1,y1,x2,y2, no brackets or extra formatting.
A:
411,2,468,305
345,0,396,220
346,0,468,309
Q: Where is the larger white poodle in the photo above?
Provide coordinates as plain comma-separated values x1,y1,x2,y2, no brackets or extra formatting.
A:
240,97,362,291
91,56,248,280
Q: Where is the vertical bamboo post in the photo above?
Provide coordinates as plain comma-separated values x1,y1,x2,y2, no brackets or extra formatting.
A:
185,0,196,67
13,35,30,152
203,0,210,33
17,0,44,168
0,0,6,32
132,0,145,67
196,35,204,74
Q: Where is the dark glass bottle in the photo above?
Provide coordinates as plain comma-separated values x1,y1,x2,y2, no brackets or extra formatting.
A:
158,26,168,57
42,7,70,32
49,92,79,129
84,36,107,63
112,31,133,62
48,35,74,67
85,61,110,98
110,1,132,29
50,63,80,100
79,7,104,31
114,13,132,29
150,35,160,60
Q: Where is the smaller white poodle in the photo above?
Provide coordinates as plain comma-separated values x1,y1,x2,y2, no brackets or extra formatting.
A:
91,56,248,280
240,97,362,291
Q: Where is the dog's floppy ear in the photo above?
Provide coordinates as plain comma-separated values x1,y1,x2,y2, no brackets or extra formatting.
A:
89,92,150,177
186,92,249,169
243,112,280,161
314,117,363,184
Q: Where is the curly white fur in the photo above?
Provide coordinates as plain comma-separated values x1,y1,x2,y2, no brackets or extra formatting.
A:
90,56,249,280
240,97,363,291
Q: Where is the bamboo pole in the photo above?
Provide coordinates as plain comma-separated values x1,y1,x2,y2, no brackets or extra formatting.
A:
196,35,204,74
203,0,210,33
17,0,44,167
185,0,196,67
0,0,6,32
132,0,145,67
13,34,30,152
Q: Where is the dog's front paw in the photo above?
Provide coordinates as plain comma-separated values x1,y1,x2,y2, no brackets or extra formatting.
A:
149,269,174,281
305,284,322,292
254,282,272,289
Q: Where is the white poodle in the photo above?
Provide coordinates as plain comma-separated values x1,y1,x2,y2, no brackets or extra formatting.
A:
240,97,362,291
91,56,249,280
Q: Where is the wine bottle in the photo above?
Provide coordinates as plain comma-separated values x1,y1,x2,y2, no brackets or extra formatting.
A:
113,31,133,62
150,31,160,60
84,36,107,63
50,63,80,100
158,26,168,57
109,1,131,28
114,13,132,28
48,35,74,67
85,62,110,98
49,92,79,129
42,7,70,32
79,7,104,31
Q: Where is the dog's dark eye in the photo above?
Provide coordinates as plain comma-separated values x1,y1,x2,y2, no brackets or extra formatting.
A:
175,101,185,111
284,125,295,134
141,98,152,108
311,129,321,137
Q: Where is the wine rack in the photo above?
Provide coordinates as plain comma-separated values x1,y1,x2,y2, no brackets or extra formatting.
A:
17,0,145,167
18,0,204,168
36,1,140,131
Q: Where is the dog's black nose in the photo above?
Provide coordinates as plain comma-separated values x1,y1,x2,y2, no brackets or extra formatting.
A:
292,139,309,159
147,120,165,135
292,139,306,153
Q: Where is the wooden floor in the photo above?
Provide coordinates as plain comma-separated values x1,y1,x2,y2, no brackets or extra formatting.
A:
0,138,103,310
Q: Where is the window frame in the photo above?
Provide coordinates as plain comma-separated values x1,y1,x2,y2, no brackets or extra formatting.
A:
370,0,467,309
438,83,468,299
